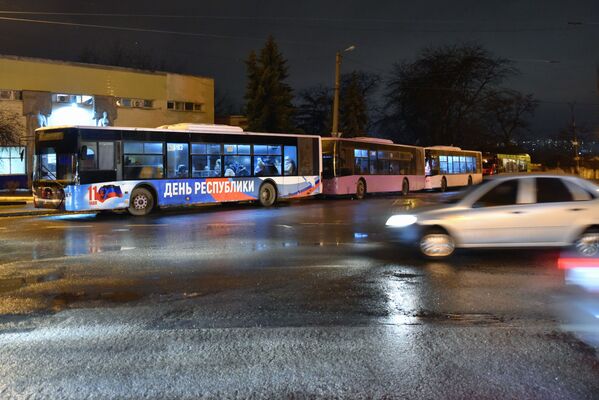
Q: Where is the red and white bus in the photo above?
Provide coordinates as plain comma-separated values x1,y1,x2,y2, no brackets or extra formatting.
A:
322,137,425,198
424,146,483,191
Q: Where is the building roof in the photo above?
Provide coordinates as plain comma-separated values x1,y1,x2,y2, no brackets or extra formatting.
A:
0,53,212,80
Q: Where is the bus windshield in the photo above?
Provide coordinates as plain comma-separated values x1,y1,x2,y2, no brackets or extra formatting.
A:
34,145,76,182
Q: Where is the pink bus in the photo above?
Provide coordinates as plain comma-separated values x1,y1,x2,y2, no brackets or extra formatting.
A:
322,137,425,198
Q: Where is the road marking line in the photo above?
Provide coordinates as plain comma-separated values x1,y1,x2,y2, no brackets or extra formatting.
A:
206,223,255,227
45,225,94,229
276,224,294,229
125,224,168,227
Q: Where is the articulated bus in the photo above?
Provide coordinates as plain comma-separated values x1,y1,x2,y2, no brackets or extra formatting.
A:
33,124,321,215
424,146,483,191
322,137,425,198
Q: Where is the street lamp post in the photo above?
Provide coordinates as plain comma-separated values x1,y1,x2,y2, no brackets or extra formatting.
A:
331,45,355,137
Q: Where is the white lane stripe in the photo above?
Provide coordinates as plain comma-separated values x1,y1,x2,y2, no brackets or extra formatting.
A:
276,224,294,229
125,224,168,227
45,225,94,229
206,223,255,227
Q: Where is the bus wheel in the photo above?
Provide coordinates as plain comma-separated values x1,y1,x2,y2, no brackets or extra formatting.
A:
402,178,410,196
468,175,473,186
440,177,447,192
259,182,277,207
128,187,154,216
355,179,366,200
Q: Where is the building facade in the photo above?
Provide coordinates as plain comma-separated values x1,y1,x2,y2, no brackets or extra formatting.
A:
0,55,214,189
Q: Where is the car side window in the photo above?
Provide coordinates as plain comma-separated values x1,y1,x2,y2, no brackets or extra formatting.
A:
535,178,573,203
473,180,519,208
563,180,594,201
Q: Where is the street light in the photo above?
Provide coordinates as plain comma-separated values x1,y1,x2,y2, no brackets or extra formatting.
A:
331,45,355,137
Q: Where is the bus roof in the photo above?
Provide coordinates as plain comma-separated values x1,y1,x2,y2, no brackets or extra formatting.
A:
35,124,322,140
322,136,422,149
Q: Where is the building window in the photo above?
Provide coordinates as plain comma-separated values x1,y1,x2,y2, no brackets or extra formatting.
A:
116,98,154,109
0,90,22,101
52,94,93,105
167,100,204,112
0,147,26,175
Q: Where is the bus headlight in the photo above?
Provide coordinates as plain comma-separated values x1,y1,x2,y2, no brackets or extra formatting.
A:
386,214,418,228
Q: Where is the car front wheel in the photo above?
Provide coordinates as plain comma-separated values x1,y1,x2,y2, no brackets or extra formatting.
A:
419,229,455,258
575,230,599,257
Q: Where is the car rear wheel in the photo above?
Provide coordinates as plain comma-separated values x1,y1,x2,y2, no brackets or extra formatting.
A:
419,229,455,258
575,230,599,257
128,187,154,216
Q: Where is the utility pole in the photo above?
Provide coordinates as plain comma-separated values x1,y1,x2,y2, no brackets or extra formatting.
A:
331,45,355,137
569,102,580,174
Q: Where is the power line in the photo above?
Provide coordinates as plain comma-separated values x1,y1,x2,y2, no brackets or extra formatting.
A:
0,15,320,46
0,12,587,33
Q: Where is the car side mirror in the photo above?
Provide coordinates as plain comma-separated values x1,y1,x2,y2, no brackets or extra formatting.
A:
80,145,88,161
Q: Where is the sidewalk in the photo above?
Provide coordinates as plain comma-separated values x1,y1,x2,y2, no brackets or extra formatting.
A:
0,195,60,217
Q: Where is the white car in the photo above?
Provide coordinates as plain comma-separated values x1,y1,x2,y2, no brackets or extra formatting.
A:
386,174,599,258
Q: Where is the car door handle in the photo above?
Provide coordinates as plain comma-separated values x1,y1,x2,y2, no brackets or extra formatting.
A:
510,211,525,214
569,208,585,212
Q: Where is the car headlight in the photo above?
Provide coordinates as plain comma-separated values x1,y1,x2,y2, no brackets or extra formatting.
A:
385,214,418,228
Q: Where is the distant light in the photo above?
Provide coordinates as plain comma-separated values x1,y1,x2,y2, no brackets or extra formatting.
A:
386,215,417,228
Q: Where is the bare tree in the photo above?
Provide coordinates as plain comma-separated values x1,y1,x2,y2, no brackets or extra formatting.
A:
485,90,538,149
383,43,517,147
0,109,23,147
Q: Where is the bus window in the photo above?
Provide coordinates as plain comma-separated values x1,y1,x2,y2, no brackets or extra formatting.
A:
98,142,115,170
254,144,282,176
80,142,97,170
191,143,221,178
354,149,368,175
284,146,297,176
223,144,251,177
369,150,377,174
166,143,189,178
123,141,164,180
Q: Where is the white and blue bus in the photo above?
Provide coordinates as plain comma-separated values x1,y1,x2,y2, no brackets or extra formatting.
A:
33,124,321,215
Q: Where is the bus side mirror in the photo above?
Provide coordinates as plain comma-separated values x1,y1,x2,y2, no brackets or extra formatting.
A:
19,149,25,161
80,145,88,160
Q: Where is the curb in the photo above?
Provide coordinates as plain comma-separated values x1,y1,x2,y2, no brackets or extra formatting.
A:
0,201,27,206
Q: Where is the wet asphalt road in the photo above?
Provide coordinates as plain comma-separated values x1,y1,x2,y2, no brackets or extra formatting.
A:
0,193,598,399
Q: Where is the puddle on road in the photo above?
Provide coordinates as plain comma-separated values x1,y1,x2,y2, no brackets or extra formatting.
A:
415,311,507,326
51,290,143,311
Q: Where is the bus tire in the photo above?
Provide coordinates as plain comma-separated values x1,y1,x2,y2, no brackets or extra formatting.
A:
440,177,447,192
402,178,409,196
258,182,277,207
468,175,473,186
128,187,154,216
355,179,366,200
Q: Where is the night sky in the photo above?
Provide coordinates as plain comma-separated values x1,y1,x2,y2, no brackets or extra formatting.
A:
1,0,598,139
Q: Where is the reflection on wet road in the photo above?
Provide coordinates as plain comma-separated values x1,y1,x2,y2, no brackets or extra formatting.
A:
0,194,598,398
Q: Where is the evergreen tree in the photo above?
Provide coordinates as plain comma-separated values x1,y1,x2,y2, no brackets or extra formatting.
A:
339,72,368,137
244,36,295,132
